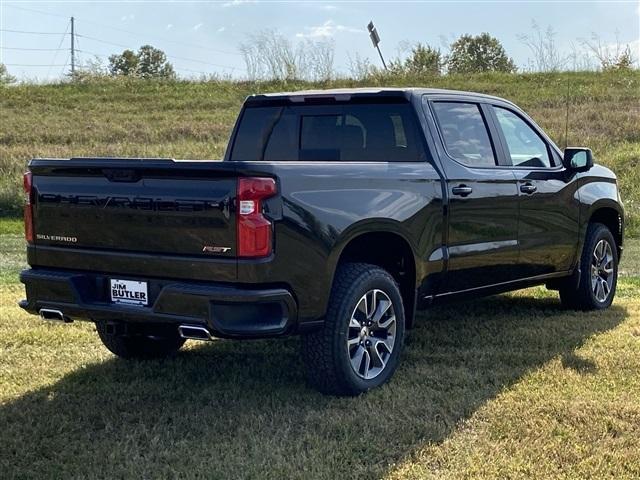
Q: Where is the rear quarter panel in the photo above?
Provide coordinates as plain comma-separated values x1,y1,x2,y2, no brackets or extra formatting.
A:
235,161,444,324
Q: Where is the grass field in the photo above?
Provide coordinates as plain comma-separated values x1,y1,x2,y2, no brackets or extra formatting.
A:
1,71,639,477
0,222,639,478
1,70,639,235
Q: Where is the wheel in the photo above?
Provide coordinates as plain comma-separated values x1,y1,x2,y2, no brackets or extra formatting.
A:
95,321,185,359
301,263,405,396
560,223,618,310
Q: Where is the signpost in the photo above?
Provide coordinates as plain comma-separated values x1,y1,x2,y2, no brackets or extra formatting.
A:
367,21,387,70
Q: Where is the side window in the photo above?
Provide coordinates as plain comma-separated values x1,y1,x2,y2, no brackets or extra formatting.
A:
493,107,552,168
432,102,496,167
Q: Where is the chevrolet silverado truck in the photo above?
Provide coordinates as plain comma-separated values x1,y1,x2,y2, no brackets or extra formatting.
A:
19,88,624,395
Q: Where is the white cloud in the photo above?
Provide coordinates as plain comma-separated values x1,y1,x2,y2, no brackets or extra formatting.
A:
321,5,338,11
120,14,135,22
222,0,256,7
193,23,203,31
166,24,173,30
217,26,226,33
296,20,362,39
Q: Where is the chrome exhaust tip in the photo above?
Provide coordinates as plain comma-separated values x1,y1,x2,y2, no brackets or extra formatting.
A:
39,308,71,323
178,324,214,341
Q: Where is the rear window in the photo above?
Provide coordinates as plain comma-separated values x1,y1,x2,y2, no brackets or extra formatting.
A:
230,101,426,162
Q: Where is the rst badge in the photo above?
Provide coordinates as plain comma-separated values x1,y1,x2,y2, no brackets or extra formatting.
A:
202,245,232,254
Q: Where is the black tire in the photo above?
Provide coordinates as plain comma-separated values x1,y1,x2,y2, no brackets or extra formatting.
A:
560,222,618,310
95,321,185,359
301,263,405,396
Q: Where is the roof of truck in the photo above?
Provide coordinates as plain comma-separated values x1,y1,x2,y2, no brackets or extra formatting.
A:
248,87,506,103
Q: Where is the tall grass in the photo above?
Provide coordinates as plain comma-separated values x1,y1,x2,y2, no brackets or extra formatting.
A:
1,70,638,234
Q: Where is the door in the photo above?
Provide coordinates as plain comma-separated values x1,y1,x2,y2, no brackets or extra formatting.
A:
427,99,520,292
488,104,580,277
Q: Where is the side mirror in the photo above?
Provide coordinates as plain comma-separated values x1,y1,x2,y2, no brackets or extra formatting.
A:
563,147,593,172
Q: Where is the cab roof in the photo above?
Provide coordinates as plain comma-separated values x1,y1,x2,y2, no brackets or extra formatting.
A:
245,87,508,105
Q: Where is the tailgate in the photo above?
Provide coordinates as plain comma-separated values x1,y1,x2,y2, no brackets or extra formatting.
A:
29,159,238,274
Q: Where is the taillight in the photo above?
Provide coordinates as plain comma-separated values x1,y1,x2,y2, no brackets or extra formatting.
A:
23,171,34,243
237,177,277,258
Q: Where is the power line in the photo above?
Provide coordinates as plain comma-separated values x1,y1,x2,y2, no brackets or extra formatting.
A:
76,34,243,71
59,53,71,78
0,28,68,35
2,9,245,76
1,46,64,51
5,4,69,19
5,3,240,57
80,18,241,57
75,33,129,50
76,49,240,75
47,19,71,79
76,49,112,57
5,64,68,67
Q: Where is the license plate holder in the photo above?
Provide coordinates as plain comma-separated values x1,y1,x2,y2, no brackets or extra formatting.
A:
110,279,148,306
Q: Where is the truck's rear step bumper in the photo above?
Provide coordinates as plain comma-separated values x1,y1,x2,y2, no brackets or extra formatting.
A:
19,269,297,338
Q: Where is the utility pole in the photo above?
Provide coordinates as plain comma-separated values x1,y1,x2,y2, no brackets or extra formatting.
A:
70,16,75,75
367,21,387,71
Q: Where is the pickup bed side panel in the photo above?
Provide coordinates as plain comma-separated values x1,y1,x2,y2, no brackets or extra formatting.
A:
235,161,444,325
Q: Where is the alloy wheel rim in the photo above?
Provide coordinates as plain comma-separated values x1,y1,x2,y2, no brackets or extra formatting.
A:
347,289,396,380
591,239,614,303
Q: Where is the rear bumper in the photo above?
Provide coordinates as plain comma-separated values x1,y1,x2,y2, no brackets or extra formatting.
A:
19,268,298,338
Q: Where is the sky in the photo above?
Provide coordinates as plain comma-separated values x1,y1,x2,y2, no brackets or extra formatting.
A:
1,0,639,81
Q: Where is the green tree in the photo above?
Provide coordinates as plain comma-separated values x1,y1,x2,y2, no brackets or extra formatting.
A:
0,63,16,85
390,43,442,76
108,49,139,76
447,33,516,74
137,45,175,79
108,45,175,79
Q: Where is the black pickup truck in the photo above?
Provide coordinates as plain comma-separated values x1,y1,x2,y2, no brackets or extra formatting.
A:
20,88,624,395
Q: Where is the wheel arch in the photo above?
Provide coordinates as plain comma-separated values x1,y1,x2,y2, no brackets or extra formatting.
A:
585,201,624,257
329,225,418,329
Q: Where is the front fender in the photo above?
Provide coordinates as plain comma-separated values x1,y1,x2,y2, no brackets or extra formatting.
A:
575,168,624,262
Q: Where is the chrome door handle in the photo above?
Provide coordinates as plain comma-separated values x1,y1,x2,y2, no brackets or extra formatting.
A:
520,183,537,194
452,185,473,197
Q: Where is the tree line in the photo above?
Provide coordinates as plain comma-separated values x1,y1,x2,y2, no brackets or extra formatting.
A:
0,27,635,84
